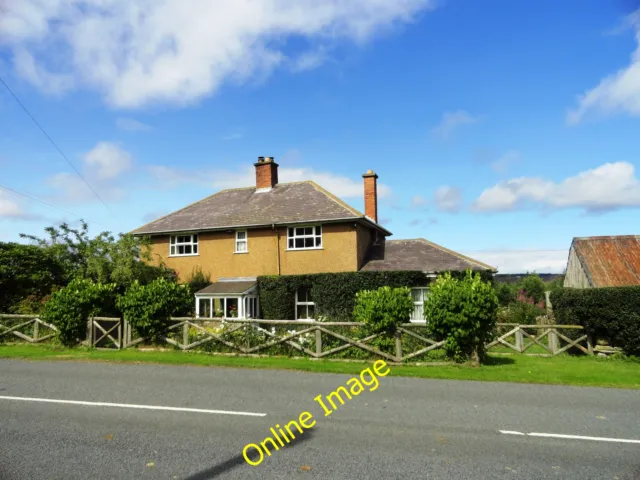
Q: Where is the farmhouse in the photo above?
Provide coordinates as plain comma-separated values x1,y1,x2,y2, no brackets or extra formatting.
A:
132,156,495,320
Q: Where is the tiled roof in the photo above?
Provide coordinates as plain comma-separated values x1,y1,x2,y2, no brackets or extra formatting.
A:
196,281,257,295
572,235,640,287
360,238,496,273
131,181,390,235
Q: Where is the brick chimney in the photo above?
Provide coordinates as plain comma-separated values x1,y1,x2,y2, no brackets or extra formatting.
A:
254,156,279,190
362,169,378,223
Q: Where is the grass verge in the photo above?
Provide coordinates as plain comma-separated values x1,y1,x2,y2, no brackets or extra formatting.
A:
0,344,638,389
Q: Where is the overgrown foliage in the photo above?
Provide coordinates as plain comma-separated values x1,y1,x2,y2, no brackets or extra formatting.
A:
1,221,178,314
425,270,498,365
117,278,193,339
552,287,640,357
0,243,65,313
353,286,414,334
185,266,211,294
257,270,493,320
41,279,116,346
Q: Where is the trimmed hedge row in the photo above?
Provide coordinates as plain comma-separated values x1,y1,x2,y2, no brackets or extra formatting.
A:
257,270,494,321
552,286,640,356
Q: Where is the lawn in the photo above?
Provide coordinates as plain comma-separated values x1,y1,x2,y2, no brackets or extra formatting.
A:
0,344,638,389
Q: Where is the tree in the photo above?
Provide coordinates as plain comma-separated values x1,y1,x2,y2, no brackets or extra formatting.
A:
0,242,65,313
424,270,498,366
185,266,211,294
20,221,177,293
519,273,546,305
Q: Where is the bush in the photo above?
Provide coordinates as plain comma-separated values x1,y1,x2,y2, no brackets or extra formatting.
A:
41,279,116,346
257,270,493,320
185,266,211,294
552,287,640,356
353,286,414,335
424,270,498,365
117,278,193,338
519,274,546,305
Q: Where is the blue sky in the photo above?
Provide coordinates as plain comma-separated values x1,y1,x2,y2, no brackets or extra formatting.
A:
1,0,639,273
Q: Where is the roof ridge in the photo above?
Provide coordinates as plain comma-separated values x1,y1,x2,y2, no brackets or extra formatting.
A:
416,238,497,271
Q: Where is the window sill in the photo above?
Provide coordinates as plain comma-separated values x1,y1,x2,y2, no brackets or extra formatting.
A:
169,253,200,257
234,251,249,254
286,247,324,252
409,319,427,324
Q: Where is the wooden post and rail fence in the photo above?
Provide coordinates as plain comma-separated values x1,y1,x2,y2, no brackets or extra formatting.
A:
0,314,594,363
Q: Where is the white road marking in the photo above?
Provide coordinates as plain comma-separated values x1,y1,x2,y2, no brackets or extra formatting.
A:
0,395,266,417
500,430,640,444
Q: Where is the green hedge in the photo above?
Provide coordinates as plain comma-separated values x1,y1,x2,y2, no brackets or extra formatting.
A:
257,270,494,321
552,287,640,356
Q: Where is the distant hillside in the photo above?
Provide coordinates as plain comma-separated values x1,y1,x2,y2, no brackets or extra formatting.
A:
494,273,564,284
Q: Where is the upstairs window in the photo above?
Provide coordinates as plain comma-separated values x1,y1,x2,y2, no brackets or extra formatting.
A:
170,234,198,256
296,287,315,320
235,230,248,253
288,225,322,250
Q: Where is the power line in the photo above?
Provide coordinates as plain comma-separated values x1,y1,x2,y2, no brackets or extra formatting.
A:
0,183,103,227
0,75,112,214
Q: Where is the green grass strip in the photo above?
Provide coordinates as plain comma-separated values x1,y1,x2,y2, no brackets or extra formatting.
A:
0,344,638,389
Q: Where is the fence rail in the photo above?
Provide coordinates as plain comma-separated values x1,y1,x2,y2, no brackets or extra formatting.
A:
0,314,593,361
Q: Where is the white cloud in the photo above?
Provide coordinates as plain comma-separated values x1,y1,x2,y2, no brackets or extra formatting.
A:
46,141,132,204
83,141,132,180
220,132,244,141
410,194,428,210
431,110,478,140
0,0,434,108
0,190,41,220
148,164,392,199
567,22,640,123
116,117,153,132
491,150,521,174
290,47,329,72
472,162,640,213
462,249,568,274
434,185,461,213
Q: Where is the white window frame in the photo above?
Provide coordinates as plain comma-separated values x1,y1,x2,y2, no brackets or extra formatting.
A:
287,225,322,251
410,287,429,324
295,287,315,321
169,233,199,257
235,230,248,253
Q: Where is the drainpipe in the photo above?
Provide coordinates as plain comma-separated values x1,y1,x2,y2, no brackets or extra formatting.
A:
273,224,281,275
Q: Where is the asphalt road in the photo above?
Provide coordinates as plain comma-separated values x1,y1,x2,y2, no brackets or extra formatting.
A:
1,359,639,480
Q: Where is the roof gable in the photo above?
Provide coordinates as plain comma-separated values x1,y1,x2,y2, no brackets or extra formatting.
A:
132,181,389,235
572,235,640,287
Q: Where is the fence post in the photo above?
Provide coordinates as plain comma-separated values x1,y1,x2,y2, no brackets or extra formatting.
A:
33,319,39,342
315,327,322,357
183,322,189,349
545,290,552,314
587,334,594,356
86,318,93,346
515,327,523,352
548,328,558,355
395,331,402,362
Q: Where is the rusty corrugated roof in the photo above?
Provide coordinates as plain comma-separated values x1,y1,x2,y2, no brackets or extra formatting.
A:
572,235,640,287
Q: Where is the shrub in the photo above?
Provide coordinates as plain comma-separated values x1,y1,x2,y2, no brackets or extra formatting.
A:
552,287,640,356
117,278,193,339
519,274,546,305
41,279,116,346
424,270,498,365
185,266,211,294
353,286,414,335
